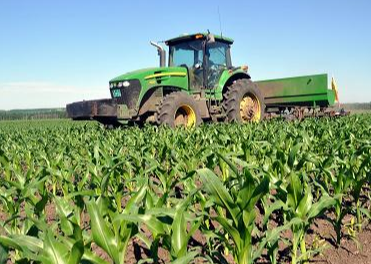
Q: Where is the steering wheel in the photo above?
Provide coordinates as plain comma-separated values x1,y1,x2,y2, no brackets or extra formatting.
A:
192,59,203,76
208,62,221,87
189,60,203,87
194,59,203,69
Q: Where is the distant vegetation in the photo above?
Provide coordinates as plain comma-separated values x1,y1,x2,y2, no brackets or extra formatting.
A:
342,102,371,111
0,103,369,121
0,108,67,120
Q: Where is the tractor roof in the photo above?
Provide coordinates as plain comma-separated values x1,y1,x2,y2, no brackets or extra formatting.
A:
165,33,234,46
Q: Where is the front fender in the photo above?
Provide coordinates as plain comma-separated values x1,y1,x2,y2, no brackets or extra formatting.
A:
216,69,251,100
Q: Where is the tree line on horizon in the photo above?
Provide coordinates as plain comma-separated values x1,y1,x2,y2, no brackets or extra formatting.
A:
0,108,67,120
342,102,371,110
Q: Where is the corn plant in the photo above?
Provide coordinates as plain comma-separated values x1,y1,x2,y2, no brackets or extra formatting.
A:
280,172,336,264
197,167,272,264
1,116,371,264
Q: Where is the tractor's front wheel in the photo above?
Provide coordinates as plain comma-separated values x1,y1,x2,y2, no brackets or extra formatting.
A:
157,92,202,128
223,79,265,123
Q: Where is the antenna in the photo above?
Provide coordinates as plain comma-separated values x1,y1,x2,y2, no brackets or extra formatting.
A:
218,6,223,38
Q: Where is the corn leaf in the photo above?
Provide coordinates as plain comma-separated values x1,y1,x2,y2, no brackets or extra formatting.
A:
86,200,120,264
0,244,7,264
197,168,238,225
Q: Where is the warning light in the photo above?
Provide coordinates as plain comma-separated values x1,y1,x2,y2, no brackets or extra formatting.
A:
241,65,249,72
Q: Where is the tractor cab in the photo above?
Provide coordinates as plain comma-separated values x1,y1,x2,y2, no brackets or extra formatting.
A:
166,33,233,90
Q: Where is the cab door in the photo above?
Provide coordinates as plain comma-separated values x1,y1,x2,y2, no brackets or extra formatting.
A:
206,42,231,89
169,40,205,90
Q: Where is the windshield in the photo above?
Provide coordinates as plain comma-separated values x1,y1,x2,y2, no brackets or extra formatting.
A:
168,40,231,89
169,40,203,67
206,42,229,67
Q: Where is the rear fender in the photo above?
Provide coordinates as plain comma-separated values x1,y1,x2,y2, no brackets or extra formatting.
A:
220,71,251,98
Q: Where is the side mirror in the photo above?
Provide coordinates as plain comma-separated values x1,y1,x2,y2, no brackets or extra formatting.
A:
207,34,215,44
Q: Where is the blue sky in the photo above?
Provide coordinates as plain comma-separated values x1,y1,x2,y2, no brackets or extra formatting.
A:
0,1,370,109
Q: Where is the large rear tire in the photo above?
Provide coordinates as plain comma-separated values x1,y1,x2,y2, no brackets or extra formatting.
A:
223,79,265,123
157,92,202,128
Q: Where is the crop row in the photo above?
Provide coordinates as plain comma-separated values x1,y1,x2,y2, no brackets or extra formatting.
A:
0,116,371,264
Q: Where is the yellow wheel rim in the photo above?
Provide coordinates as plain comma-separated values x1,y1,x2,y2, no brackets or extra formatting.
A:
174,105,196,127
239,93,261,122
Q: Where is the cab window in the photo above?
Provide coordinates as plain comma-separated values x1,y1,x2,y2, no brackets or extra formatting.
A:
206,42,230,88
169,40,203,67
207,42,229,67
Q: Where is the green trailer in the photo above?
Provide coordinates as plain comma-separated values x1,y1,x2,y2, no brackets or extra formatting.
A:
257,74,336,108
67,32,341,127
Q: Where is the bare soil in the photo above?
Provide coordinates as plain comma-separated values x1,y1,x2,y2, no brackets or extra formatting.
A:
2,204,371,264
310,220,371,264
121,219,371,264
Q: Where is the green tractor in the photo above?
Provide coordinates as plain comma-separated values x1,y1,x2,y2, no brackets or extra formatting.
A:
67,32,339,127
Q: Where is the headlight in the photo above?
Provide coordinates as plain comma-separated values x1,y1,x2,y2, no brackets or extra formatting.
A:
118,82,123,87
123,81,130,87
110,83,113,88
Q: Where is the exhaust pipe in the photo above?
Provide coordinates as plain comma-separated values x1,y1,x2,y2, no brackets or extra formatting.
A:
150,41,166,67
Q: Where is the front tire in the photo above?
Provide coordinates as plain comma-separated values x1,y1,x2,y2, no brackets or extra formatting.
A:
223,79,265,123
157,92,202,128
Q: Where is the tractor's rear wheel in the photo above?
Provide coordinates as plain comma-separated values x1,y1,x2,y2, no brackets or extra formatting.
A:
223,79,265,123
157,92,202,128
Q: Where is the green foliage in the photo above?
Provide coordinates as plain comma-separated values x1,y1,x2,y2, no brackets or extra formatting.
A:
0,108,67,120
0,116,371,263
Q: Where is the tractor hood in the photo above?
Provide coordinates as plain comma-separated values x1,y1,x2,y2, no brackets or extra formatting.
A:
108,67,189,110
110,68,161,83
109,67,188,89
